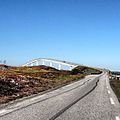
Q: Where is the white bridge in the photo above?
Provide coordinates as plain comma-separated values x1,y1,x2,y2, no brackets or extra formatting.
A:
22,58,79,70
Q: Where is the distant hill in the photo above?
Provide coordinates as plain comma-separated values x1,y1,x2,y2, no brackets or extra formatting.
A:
71,66,102,75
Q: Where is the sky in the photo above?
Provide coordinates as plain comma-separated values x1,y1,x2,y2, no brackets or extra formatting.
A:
0,0,120,71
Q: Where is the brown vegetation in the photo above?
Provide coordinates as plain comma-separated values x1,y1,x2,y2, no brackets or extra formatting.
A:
0,65,101,104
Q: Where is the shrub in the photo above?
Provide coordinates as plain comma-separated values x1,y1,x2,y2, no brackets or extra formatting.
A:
71,68,80,75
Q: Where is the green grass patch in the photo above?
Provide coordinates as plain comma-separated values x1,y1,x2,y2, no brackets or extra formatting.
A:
56,74,85,81
110,78,120,102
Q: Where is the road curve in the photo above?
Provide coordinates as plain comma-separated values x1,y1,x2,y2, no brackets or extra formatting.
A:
0,72,119,120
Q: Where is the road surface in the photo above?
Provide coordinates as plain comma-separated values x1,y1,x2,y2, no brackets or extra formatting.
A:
0,72,119,120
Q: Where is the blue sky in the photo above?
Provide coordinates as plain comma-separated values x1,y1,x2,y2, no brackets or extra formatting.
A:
0,0,120,70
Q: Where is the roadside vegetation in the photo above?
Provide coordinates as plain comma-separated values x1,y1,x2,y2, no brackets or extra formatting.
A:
0,64,102,104
109,72,120,102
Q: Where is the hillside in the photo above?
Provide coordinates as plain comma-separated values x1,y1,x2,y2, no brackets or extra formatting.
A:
0,65,102,104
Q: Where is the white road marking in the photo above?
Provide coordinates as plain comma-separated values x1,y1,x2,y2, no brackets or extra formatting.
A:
110,98,115,105
107,86,109,89
0,109,6,114
108,90,110,94
116,116,120,120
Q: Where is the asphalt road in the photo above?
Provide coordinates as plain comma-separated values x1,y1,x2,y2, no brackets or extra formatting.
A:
0,72,119,120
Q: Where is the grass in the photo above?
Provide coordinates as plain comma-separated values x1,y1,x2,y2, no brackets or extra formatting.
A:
56,74,85,81
110,78,120,102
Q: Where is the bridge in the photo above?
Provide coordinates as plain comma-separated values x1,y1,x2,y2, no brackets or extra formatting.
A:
22,58,79,70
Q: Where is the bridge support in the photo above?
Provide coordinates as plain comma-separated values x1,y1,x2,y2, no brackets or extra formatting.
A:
36,61,39,66
50,62,53,67
42,60,45,65
31,63,33,66
69,66,73,70
58,64,61,70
